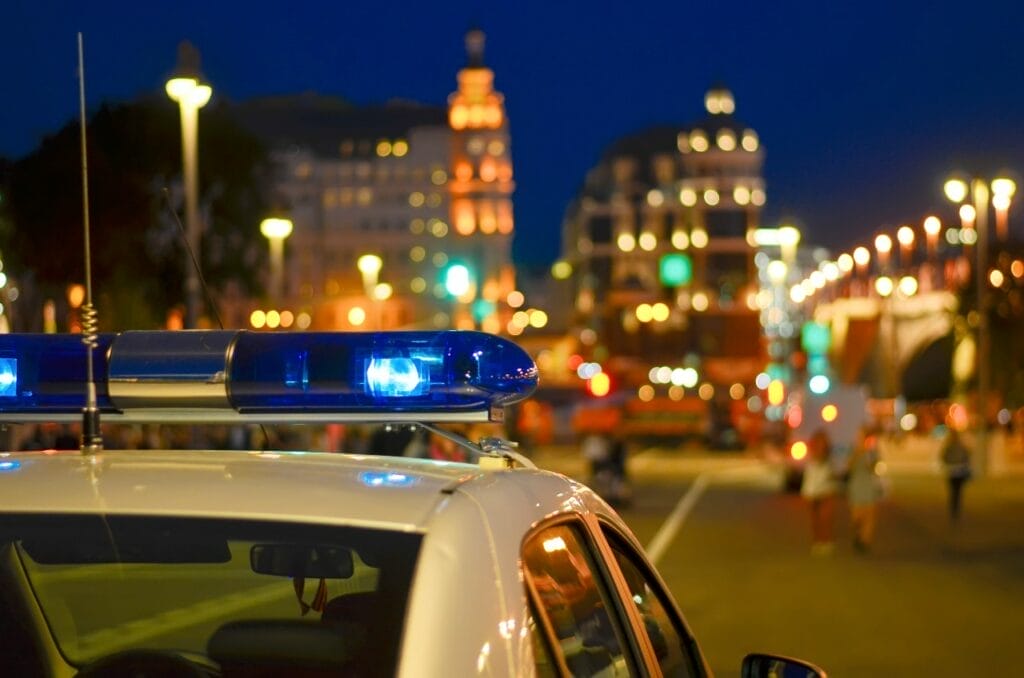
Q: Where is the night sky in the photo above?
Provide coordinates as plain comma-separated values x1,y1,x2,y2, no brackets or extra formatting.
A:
3,1,1023,266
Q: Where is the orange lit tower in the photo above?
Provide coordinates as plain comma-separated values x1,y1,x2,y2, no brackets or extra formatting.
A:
446,28,516,332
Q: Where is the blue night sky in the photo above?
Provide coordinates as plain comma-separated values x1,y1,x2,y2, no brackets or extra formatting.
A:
3,0,1023,265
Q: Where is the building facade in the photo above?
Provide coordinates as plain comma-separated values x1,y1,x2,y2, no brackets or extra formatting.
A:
238,29,515,334
561,86,766,419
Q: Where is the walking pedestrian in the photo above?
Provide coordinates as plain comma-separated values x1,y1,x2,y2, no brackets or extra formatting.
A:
846,426,883,552
801,429,838,555
940,428,972,522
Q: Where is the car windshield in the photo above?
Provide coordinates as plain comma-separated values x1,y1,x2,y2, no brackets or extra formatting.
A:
0,514,421,675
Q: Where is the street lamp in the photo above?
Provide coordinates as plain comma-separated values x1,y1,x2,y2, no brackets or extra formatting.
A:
991,178,1016,242
896,225,915,270
874,234,893,272
166,41,212,329
943,173,1014,472
260,217,293,306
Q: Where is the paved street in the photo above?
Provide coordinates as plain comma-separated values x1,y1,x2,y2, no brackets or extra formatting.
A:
529,446,1024,677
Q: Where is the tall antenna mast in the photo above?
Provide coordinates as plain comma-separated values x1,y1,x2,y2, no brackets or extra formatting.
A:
77,33,103,454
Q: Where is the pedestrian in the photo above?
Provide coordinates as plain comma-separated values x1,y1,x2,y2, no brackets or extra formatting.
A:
800,429,838,555
940,428,972,522
846,425,883,552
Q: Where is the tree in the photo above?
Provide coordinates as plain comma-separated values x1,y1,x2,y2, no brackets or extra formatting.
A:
2,94,268,331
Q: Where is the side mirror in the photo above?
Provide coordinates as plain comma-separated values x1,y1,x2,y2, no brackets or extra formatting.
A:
250,544,354,579
742,652,827,678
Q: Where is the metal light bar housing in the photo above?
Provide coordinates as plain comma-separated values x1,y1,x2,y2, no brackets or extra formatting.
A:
0,330,539,424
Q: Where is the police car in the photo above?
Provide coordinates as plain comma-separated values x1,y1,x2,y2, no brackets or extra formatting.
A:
0,330,823,677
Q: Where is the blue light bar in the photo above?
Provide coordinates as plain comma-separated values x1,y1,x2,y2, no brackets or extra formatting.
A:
0,331,538,423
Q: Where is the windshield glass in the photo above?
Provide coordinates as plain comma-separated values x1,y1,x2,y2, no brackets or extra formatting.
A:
0,514,421,675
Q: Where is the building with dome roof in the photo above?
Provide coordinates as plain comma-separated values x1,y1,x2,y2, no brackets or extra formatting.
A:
560,86,766,440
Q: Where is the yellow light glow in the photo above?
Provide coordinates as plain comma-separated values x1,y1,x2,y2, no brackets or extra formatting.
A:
280,310,294,328
651,302,670,322
959,204,976,223
638,232,657,251
741,130,759,152
529,310,549,328
671,230,690,249
750,189,766,206
551,261,573,279
373,283,393,301
944,178,968,203
990,269,1005,287
668,385,685,401
767,260,788,285
67,284,85,309
348,307,366,326
376,140,392,157
408,191,425,207
449,105,468,129
165,77,212,108
703,189,720,206
260,218,293,240
923,215,942,236
699,383,715,400
767,379,785,406
542,536,567,553
410,277,427,293
507,290,525,308
822,262,840,281
266,310,281,329
853,246,871,267
1012,260,1024,278
729,383,745,400
638,385,655,402
733,186,751,205
993,194,1010,211
512,311,530,329
589,372,612,397
777,226,801,248
679,188,698,206
790,285,807,304
392,139,408,157
898,276,918,296
250,310,266,329
617,233,637,252
716,130,736,151
874,234,892,254
837,253,854,273
791,441,808,461
691,228,709,249
357,254,383,276
704,93,721,114
692,292,709,311
635,303,654,323
897,226,915,246
410,246,426,262
821,404,838,422
991,177,1016,198
875,276,894,297
647,189,665,207
690,131,709,152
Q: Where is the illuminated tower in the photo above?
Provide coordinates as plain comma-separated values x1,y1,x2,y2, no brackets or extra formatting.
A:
446,28,516,332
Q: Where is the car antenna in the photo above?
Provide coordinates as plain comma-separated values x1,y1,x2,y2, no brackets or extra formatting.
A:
77,32,103,455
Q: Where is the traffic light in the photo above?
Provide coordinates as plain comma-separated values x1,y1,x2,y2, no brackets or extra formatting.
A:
444,264,472,297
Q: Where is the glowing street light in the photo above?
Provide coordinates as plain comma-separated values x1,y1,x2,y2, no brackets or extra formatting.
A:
260,217,293,305
166,41,212,328
896,225,915,268
991,177,1016,242
874,234,893,271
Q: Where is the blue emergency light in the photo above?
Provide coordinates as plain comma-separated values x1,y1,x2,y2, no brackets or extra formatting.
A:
0,330,538,423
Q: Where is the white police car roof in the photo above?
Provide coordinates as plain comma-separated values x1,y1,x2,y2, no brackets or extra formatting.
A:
0,449,595,531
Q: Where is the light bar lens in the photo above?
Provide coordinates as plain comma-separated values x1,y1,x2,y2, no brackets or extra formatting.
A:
366,357,429,397
0,358,17,397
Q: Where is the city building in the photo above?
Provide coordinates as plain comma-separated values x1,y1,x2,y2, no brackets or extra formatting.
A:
560,86,766,440
235,29,515,334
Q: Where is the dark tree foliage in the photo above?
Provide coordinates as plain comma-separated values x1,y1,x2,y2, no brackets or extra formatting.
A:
2,95,268,330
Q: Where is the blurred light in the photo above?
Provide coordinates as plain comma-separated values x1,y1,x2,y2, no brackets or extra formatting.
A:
821,404,838,422
990,269,1005,287
250,310,266,329
647,189,665,207
875,234,892,254
944,178,968,203
668,385,685,401
588,372,612,397
691,228,709,249
959,204,976,223
671,230,690,249
755,372,771,390
512,311,530,329
716,129,736,151
681,368,699,389
679,188,698,206
750,189,766,206
392,139,409,157
670,367,686,386
638,232,658,251
946,228,960,245
729,383,745,400
923,216,942,236
875,276,894,297
638,384,655,402
690,131,709,152
810,271,826,289
808,374,830,394
703,189,720,206
507,290,525,308
698,383,715,400
260,217,293,240
357,254,383,276
279,310,294,328
375,140,392,157
993,194,1011,211
296,312,311,329
787,405,803,429
898,276,918,296
66,284,85,309
651,302,670,322
617,233,637,252
692,292,709,312
410,277,427,294
655,366,672,384
790,285,807,304
551,261,573,280
767,379,785,405
348,306,366,326
897,225,915,246
635,303,653,322
791,441,808,461
960,228,978,245
445,264,471,297
265,310,281,329
1011,260,1024,279
900,413,919,431
528,310,549,328
767,260,788,285
742,130,759,152
853,247,871,267
747,396,763,413
991,178,1016,198
734,186,751,205
997,408,1012,426
373,282,393,301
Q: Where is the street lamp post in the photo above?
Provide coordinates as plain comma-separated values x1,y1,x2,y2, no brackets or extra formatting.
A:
943,175,1015,472
260,217,293,306
166,42,212,329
